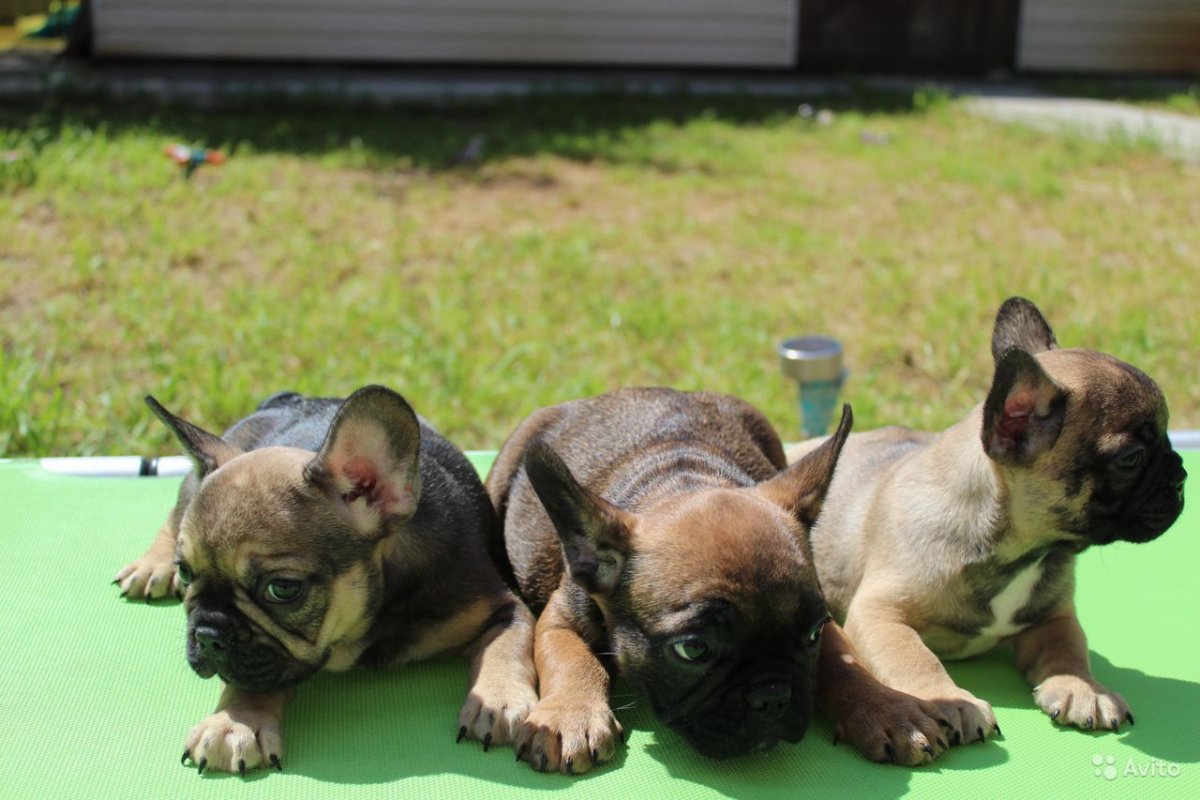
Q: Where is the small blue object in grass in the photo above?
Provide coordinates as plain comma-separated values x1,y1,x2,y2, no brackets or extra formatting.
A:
779,336,846,439
164,144,226,179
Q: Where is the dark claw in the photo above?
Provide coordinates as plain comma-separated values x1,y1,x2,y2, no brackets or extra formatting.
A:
883,742,895,762
994,723,1002,737
517,744,529,762
565,757,574,773
1050,709,1060,721
181,750,191,766
977,726,984,742
197,758,207,775
618,730,626,744
238,759,246,777
456,726,466,744
1126,712,1135,726
539,753,548,772
269,754,282,771
923,744,935,757
937,718,952,730
1111,720,1120,732
951,730,961,746
591,748,599,764
1086,717,1094,730
482,733,492,752
937,737,948,750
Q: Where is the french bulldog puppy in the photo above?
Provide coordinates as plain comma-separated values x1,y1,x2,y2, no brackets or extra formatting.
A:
487,387,951,774
787,297,1187,751
114,386,537,774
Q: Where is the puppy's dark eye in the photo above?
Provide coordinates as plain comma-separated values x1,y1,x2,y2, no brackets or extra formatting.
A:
671,637,712,663
264,578,305,604
809,616,831,645
1114,449,1144,472
176,562,193,587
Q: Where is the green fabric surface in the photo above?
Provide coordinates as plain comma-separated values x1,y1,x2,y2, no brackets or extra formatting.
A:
0,453,1196,799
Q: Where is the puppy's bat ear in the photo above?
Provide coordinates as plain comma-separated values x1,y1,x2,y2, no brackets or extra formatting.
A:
524,437,633,597
145,395,242,478
983,348,1067,466
759,404,853,532
308,385,421,537
991,297,1058,364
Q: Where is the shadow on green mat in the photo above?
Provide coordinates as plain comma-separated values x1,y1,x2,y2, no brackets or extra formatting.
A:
945,645,1200,767
1090,653,1200,766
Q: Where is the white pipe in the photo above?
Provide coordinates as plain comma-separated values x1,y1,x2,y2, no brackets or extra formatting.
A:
39,456,193,478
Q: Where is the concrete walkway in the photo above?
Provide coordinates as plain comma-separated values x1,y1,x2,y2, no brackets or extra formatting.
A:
2,51,1198,161
963,94,1200,163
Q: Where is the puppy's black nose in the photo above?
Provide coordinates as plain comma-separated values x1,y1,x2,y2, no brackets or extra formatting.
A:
193,625,231,657
745,680,791,719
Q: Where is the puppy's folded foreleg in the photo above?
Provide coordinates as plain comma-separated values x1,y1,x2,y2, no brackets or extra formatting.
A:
1013,606,1132,732
844,596,998,745
113,521,180,600
817,621,949,765
183,684,290,775
515,589,623,775
458,594,538,749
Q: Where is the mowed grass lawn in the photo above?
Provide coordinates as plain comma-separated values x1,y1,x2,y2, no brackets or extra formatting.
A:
1,90,1198,457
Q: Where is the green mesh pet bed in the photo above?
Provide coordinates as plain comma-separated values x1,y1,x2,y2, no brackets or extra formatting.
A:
0,452,1196,799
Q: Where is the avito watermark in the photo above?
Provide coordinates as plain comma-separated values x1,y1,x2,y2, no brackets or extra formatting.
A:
1093,754,1182,781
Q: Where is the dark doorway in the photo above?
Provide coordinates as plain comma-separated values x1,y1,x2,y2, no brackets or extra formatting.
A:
799,0,1020,71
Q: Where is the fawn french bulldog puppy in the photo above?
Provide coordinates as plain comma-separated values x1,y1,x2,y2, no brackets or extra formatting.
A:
788,297,1186,750
488,387,951,774
114,386,536,774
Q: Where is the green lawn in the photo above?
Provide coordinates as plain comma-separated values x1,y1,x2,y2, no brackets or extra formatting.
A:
1,90,1197,457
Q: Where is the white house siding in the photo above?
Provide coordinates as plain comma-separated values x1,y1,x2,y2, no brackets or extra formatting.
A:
1019,0,1200,72
91,0,799,67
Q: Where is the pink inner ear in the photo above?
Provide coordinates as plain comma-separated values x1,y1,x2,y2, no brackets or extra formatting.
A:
995,388,1036,449
340,456,402,516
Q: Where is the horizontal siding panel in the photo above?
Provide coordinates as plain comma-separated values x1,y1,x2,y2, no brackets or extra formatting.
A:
1023,29,1200,47
99,0,792,16
1025,8,1200,25
96,11,788,41
92,0,796,66
1019,0,1200,72
94,35,790,66
1022,52,1199,71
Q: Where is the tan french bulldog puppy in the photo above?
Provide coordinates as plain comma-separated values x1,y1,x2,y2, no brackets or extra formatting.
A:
488,387,952,774
788,297,1187,753
114,386,537,775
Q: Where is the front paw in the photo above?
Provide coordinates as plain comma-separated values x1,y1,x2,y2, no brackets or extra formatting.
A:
924,689,998,746
183,708,284,776
1035,675,1132,732
834,688,951,765
458,672,538,750
515,694,623,775
113,557,179,600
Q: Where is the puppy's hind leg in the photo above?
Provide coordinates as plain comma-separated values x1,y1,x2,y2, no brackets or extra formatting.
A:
457,593,538,751
1014,606,1132,732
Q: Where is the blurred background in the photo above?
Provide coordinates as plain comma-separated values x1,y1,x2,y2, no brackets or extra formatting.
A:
1,0,1197,456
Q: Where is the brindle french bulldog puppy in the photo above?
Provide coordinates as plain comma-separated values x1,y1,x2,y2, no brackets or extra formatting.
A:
114,386,537,774
488,388,951,774
787,297,1187,753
